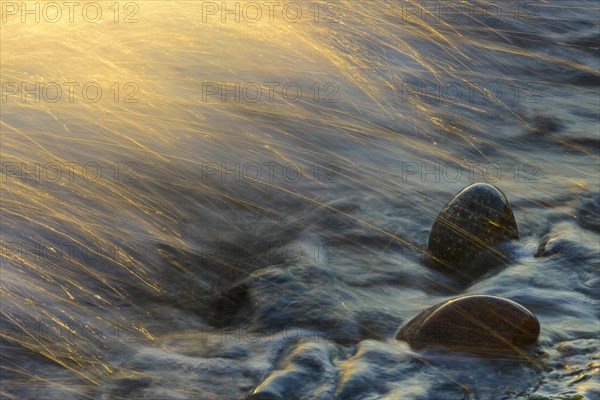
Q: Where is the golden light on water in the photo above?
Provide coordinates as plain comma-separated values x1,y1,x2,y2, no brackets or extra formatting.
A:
1,1,599,398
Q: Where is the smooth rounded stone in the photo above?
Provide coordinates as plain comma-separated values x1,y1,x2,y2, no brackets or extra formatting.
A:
396,295,540,354
427,183,519,276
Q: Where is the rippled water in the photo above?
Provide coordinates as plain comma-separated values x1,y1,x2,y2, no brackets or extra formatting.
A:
1,1,599,399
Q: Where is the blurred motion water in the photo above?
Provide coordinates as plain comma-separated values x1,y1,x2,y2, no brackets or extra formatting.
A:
1,1,599,399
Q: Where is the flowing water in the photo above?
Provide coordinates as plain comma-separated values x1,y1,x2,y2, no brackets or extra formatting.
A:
1,1,599,399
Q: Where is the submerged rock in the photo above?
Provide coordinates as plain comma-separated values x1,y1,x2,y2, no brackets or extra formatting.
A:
427,183,519,277
396,295,540,354
247,341,338,400
574,190,600,233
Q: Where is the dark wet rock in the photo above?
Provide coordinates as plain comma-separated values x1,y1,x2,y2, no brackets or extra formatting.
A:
396,295,540,354
427,183,519,279
209,282,252,326
334,340,418,400
535,235,569,257
532,226,598,296
247,341,338,400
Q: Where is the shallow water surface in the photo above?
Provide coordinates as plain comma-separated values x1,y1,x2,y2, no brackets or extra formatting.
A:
1,1,599,399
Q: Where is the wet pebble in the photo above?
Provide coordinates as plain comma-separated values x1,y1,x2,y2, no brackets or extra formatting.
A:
396,295,540,354
427,183,519,278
